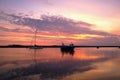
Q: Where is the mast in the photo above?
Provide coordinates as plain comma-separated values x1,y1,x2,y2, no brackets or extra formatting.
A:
34,29,37,46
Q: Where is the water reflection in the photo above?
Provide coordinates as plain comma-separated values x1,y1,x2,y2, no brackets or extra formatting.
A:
0,49,92,80
60,48,75,57
0,48,120,80
32,49,39,74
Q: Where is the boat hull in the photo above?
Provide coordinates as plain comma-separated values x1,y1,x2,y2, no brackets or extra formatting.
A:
61,46,74,52
29,46,43,49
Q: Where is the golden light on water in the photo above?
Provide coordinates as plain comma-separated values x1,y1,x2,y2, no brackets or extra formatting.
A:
74,49,103,60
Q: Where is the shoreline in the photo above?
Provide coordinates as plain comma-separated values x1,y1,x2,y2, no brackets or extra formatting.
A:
0,45,120,48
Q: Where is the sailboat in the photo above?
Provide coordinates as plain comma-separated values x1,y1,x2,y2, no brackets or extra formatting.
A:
29,29,43,49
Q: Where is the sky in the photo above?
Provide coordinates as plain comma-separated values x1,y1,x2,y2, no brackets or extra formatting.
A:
0,0,120,45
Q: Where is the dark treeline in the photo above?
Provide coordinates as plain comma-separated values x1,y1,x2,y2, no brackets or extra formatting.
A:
0,44,120,48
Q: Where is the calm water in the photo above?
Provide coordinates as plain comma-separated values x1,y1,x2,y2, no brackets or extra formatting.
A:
0,48,120,80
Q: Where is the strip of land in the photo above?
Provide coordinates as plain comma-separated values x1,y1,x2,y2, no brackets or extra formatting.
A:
0,45,120,48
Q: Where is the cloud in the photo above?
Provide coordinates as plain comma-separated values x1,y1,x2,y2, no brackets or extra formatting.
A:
77,36,120,46
36,0,53,6
0,12,115,36
0,26,20,32
0,12,119,45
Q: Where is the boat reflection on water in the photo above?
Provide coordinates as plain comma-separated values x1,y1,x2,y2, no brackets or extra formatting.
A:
60,43,75,56
1,48,120,80
31,49,39,74
60,47,75,56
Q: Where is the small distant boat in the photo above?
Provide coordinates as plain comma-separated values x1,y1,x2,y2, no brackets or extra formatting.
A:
29,45,43,49
29,29,43,49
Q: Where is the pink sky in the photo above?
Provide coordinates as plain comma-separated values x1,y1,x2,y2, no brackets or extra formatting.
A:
0,0,120,45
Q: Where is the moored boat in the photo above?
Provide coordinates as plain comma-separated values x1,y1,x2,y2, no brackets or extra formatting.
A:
61,43,74,52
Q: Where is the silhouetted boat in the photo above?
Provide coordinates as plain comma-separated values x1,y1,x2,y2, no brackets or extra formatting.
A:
61,45,75,57
61,43,74,52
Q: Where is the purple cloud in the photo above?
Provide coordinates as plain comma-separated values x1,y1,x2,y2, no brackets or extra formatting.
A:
0,12,119,45
0,12,115,36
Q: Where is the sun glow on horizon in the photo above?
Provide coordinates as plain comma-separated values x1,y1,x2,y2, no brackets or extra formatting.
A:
61,12,119,32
